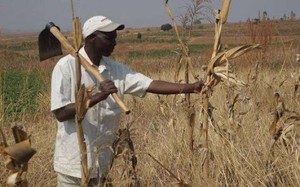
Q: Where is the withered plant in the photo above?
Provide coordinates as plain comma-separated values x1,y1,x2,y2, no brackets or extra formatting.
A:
164,0,259,182
265,91,300,186
0,125,36,187
165,0,200,154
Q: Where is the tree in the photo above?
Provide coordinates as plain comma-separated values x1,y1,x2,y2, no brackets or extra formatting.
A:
262,11,268,21
283,13,287,21
290,11,296,20
178,12,189,29
194,19,202,24
160,24,173,31
137,33,142,39
178,0,213,32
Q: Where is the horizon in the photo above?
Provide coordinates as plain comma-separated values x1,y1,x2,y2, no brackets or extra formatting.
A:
1,19,299,37
0,0,299,35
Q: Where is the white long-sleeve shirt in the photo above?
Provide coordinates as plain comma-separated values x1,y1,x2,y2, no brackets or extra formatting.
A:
51,47,152,178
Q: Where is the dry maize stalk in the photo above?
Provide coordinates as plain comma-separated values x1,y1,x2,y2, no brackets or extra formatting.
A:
220,0,231,24
165,0,199,153
200,0,260,179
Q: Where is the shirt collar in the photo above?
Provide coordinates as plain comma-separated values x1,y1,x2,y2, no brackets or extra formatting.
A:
79,46,110,74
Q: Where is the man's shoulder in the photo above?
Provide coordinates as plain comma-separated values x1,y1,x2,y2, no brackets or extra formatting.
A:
103,56,123,66
56,54,75,67
103,56,130,72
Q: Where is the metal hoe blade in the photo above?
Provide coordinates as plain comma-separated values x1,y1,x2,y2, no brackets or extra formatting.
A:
38,22,63,61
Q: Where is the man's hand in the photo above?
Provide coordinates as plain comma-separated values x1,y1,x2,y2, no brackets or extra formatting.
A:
193,80,205,93
88,80,118,107
98,80,118,100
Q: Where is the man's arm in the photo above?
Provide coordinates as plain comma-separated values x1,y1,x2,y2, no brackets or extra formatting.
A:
146,80,204,94
53,80,118,122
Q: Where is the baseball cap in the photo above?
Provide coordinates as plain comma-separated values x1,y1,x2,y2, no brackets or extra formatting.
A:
82,15,125,39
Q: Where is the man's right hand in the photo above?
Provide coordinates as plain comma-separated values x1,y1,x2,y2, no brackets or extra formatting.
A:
93,80,118,102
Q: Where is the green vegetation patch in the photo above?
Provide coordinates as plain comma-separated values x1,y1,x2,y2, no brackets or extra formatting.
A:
189,44,212,52
128,49,175,59
1,71,46,121
118,35,178,44
128,44,212,59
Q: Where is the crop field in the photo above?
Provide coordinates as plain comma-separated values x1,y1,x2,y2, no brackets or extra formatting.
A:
0,19,300,186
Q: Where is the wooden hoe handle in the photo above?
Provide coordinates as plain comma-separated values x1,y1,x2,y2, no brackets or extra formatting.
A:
49,26,131,114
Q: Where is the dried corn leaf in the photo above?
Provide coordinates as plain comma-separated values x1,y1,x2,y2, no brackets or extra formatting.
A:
4,156,16,170
12,126,28,143
214,71,247,86
285,116,300,123
7,172,19,186
269,93,283,138
4,140,36,164
223,44,259,60
214,66,247,86
208,44,260,72
207,52,225,73
76,84,93,122
214,66,232,73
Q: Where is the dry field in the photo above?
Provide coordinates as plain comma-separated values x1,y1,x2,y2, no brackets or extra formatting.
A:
0,19,300,186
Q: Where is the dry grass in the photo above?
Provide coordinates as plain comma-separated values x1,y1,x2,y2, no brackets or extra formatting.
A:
0,20,300,186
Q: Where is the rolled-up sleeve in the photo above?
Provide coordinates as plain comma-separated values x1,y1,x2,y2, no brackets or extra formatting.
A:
123,67,153,98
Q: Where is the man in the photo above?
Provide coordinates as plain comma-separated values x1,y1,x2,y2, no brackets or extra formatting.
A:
51,15,204,186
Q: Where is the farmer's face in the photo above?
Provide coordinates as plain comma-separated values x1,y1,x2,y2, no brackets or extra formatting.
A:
93,30,117,57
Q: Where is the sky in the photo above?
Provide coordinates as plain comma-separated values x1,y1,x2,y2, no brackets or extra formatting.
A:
0,0,299,34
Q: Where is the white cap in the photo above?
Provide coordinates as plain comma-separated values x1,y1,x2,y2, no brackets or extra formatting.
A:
82,15,125,39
